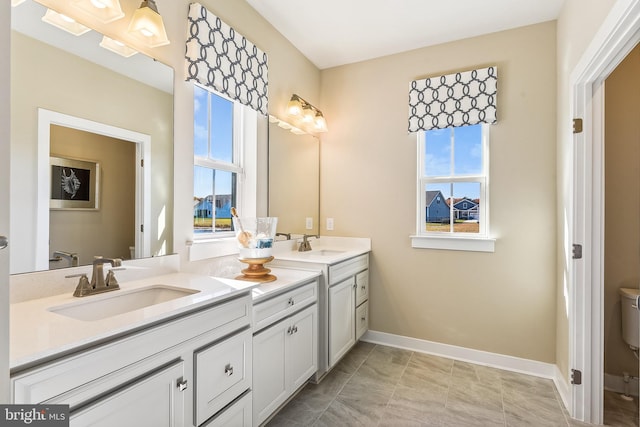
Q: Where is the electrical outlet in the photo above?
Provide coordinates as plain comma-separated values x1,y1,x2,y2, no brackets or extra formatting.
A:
305,217,313,230
326,218,334,231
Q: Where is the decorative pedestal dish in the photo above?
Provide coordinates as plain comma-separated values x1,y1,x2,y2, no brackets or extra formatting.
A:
232,216,278,283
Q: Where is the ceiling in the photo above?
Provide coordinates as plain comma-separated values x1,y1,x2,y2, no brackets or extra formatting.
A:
246,0,566,69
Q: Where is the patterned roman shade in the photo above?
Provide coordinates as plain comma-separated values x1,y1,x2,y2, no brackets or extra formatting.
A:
185,3,268,115
408,66,497,132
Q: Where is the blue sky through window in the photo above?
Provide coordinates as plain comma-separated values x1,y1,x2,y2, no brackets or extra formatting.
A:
194,86,235,198
424,124,482,199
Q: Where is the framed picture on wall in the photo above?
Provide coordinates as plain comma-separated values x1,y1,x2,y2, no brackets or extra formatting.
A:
50,156,100,210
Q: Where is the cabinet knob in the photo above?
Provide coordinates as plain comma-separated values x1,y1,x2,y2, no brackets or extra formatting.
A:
225,364,234,376
287,326,292,335
361,285,366,290
293,325,298,334
177,379,188,392
361,316,366,321
288,297,294,306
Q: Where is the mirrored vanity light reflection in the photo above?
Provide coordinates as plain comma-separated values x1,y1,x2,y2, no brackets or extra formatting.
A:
10,0,174,274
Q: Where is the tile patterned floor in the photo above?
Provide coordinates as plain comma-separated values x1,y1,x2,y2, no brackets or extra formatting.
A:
266,342,633,426
604,389,639,426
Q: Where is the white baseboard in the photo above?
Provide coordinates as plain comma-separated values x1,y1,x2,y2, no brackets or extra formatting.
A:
604,372,639,397
361,330,570,409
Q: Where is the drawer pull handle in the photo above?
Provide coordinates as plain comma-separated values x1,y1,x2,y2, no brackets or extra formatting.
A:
361,316,366,321
177,379,188,392
361,285,366,290
288,297,295,306
225,364,234,376
292,325,298,334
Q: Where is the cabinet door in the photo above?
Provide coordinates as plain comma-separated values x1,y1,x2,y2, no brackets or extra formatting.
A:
253,322,288,425
356,301,369,340
287,305,318,391
70,361,184,427
355,270,369,307
328,277,356,367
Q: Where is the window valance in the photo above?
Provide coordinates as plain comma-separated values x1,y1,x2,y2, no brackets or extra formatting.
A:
185,3,268,115
408,66,497,132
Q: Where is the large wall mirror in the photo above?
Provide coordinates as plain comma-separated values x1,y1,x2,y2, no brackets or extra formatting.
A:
268,123,320,236
10,0,174,274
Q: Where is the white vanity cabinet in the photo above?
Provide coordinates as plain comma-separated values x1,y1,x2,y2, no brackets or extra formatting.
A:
328,254,369,367
252,279,318,426
11,293,253,427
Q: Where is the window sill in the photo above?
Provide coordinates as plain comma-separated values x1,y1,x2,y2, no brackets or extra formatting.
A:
410,235,495,253
188,237,239,261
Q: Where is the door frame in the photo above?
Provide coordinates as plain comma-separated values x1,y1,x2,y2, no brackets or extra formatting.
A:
570,0,640,423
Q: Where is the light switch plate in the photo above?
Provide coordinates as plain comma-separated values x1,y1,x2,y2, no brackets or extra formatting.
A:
326,218,334,231
305,217,313,230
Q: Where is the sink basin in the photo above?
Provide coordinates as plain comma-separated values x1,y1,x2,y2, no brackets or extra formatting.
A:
49,285,200,321
291,249,346,257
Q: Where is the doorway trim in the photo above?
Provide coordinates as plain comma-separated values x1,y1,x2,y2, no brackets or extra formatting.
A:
36,109,151,271
570,0,640,423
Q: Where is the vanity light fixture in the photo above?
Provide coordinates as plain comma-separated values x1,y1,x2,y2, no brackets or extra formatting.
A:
127,0,170,48
42,8,91,36
284,94,329,134
99,35,138,57
71,0,125,24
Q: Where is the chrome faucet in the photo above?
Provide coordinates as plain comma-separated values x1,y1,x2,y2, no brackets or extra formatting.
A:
298,234,319,252
72,257,122,297
51,250,79,267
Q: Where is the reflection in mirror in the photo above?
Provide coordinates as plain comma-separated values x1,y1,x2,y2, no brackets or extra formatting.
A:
268,124,320,236
10,0,174,274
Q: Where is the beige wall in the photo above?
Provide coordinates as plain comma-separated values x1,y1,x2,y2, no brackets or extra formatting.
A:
10,31,173,273
603,44,640,378
50,126,136,267
319,22,558,362
555,0,617,381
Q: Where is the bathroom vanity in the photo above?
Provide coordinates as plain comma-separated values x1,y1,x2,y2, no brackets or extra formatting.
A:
270,237,371,380
9,258,323,427
10,272,256,426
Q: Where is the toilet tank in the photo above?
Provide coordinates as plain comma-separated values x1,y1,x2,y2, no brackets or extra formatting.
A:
619,287,640,349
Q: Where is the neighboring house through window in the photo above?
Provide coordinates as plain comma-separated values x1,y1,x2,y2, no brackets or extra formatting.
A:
414,123,494,251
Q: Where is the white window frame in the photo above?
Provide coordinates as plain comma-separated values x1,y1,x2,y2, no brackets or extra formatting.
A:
189,86,258,261
411,124,495,252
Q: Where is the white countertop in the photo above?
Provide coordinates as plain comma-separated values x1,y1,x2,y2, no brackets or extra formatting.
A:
10,268,322,371
10,272,255,370
251,268,321,303
271,236,371,264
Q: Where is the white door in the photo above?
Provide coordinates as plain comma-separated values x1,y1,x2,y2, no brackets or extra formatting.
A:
0,0,11,403
328,277,356,367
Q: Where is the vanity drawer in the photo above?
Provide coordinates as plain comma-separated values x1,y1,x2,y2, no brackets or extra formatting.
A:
253,280,317,331
355,270,369,307
356,301,368,340
195,329,252,425
328,254,368,285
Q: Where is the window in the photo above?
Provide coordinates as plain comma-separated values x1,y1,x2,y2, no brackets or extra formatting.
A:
413,123,494,252
193,85,242,237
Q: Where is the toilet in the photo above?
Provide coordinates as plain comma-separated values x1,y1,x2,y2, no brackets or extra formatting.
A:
619,287,640,351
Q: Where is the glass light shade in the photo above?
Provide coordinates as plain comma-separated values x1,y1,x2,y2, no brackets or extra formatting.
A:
287,96,303,117
127,1,170,48
314,113,328,132
72,0,125,24
302,106,315,123
100,36,138,58
42,9,91,36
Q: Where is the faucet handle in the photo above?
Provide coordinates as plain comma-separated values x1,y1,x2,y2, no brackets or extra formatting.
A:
105,270,121,289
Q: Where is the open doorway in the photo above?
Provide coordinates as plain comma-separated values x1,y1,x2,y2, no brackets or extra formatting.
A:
602,43,640,425
570,0,640,423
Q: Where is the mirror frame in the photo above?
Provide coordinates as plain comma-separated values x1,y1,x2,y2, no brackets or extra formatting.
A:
35,109,151,271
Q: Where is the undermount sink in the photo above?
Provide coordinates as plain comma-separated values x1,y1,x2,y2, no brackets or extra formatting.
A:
293,249,346,256
48,285,200,321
